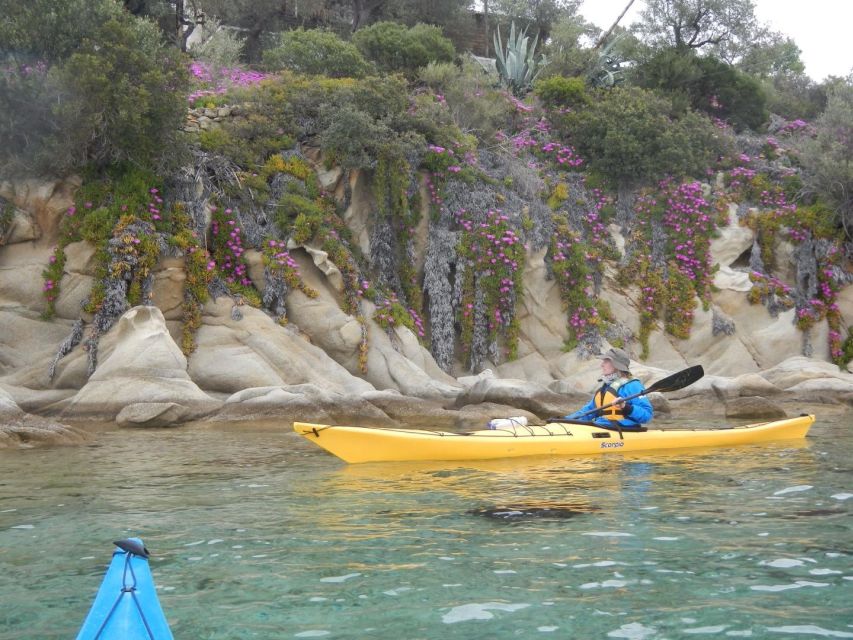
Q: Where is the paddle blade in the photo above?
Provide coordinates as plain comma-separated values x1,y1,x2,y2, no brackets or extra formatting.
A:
647,365,704,393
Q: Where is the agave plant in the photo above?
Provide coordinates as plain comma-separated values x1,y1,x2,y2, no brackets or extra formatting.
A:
493,22,548,97
587,36,627,89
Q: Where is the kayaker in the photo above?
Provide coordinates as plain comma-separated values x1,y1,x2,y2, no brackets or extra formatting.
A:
565,347,653,430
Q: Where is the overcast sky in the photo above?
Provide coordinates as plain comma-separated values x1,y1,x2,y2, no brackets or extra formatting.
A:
578,0,853,81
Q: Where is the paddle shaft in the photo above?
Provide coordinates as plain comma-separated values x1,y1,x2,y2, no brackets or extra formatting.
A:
572,364,704,420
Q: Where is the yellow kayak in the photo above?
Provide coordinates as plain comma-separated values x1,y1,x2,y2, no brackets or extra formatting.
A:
293,415,815,463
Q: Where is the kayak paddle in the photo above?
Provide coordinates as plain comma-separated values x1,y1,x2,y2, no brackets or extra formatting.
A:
575,364,704,419
550,364,705,422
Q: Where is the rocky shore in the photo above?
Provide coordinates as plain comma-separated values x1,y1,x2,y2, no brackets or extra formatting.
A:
1,301,849,449
2,176,852,449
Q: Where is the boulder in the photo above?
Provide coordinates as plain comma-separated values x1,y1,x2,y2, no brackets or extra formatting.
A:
35,242,98,320
63,306,219,421
0,242,53,314
282,252,459,399
724,396,787,420
711,372,783,400
217,384,396,427
647,391,671,415
116,402,192,427
515,247,569,357
453,402,542,431
151,256,186,321
709,207,753,268
295,243,345,293
836,285,853,339
361,390,459,428
548,378,593,401
0,310,82,386
666,375,723,400
454,377,578,418
784,377,853,403
548,351,602,388
496,351,555,386
458,368,496,389
0,383,76,414
53,273,94,320
674,303,760,376
714,292,821,367
0,176,80,245
64,241,99,275
713,266,752,292
189,297,373,395
0,386,88,448
340,169,373,256
760,356,853,391
4,207,40,244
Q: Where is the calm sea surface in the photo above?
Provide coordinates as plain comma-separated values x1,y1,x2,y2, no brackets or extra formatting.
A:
1,411,851,639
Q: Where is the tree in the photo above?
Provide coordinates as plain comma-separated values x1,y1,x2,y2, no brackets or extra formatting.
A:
736,31,805,79
123,0,204,51
198,0,328,60
799,81,853,238
350,0,389,30
0,0,124,61
541,13,599,77
0,0,188,176
633,47,768,130
352,22,455,76
634,0,758,57
554,86,731,186
490,0,581,36
263,28,370,77
763,73,827,121
368,0,469,28
192,15,246,68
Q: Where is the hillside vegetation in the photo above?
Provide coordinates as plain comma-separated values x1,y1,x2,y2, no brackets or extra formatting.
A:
2,0,852,382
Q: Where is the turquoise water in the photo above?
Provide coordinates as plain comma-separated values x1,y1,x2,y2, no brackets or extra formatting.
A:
1,413,851,639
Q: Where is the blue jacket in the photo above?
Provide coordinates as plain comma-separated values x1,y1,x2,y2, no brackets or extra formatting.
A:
566,378,654,429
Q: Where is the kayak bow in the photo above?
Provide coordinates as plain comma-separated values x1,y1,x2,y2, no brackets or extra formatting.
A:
294,415,815,464
76,538,173,640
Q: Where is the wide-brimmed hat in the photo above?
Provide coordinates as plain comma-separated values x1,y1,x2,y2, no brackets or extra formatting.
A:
599,347,631,371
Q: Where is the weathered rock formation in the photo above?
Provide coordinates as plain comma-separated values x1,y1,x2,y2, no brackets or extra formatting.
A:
1,175,852,445
0,386,88,448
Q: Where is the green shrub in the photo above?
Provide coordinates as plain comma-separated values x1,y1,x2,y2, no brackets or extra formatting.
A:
418,58,515,143
192,16,245,69
555,87,731,186
277,193,328,226
353,22,455,75
0,0,122,62
0,63,81,176
633,48,768,131
762,74,827,121
60,18,188,168
263,29,371,78
318,105,391,170
198,127,234,154
418,61,459,87
534,76,589,109
0,6,188,176
797,83,853,232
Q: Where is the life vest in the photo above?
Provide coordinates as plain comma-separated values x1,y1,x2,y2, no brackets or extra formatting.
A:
594,377,636,421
